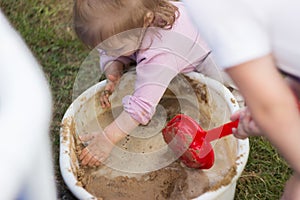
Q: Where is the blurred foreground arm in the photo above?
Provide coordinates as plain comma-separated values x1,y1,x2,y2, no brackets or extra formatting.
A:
0,9,56,200
226,55,300,176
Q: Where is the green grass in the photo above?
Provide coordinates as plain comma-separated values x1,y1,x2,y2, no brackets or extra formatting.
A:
0,1,292,199
236,137,291,199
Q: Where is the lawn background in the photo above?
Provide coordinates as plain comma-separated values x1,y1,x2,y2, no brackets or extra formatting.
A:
0,0,292,199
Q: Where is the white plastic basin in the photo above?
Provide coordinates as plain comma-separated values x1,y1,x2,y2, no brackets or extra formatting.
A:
60,72,249,200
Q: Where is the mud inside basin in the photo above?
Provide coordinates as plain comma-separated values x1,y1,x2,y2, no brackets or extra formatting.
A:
60,71,249,200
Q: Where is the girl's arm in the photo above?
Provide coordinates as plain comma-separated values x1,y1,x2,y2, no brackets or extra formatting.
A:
105,111,140,141
100,60,124,108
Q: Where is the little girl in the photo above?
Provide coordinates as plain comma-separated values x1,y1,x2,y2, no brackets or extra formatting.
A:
73,0,227,166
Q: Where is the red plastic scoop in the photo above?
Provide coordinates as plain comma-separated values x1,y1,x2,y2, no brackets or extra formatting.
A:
162,114,239,169
163,101,300,169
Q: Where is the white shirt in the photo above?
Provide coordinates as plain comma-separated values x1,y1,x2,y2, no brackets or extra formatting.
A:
183,0,300,78
0,9,56,200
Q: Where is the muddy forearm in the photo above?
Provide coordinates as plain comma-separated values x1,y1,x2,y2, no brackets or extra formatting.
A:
104,111,140,143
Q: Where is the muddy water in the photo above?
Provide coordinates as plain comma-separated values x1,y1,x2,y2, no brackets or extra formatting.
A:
74,72,238,200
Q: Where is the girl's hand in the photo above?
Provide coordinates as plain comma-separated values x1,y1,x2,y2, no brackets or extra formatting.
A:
79,131,115,167
230,107,262,139
100,61,123,108
100,74,120,108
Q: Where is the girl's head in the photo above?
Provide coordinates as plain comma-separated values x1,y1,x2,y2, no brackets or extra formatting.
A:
73,0,179,52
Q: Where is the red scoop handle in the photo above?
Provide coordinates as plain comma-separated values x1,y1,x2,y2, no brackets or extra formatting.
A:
205,100,300,142
205,120,239,142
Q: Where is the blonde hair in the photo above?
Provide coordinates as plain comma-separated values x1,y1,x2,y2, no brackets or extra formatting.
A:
73,0,179,49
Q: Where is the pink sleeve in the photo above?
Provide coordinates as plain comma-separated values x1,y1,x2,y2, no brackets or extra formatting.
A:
122,96,155,125
98,49,134,72
121,26,210,124
122,50,183,125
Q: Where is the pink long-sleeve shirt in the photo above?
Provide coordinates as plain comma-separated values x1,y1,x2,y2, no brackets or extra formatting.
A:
100,2,210,125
